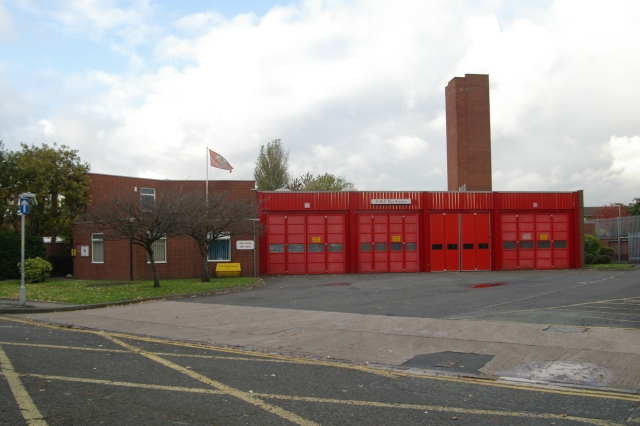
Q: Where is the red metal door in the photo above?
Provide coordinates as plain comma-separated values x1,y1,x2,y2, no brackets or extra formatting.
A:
501,214,517,270
306,215,326,274
552,213,569,269
518,214,535,270
535,214,553,269
286,215,306,274
389,214,404,272
430,213,445,272
404,214,419,272
373,215,389,272
327,214,346,274
461,213,491,271
445,213,460,271
358,214,373,273
266,214,286,274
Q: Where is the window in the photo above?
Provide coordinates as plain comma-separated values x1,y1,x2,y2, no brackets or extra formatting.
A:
149,238,167,263
308,244,324,252
140,188,155,210
92,233,104,263
478,243,489,250
406,242,417,251
360,243,371,252
288,244,304,252
447,244,458,250
432,244,443,250
537,240,551,249
503,241,516,250
520,241,534,249
269,244,284,253
390,243,403,251
208,236,230,261
554,240,567,248
374,243,387,251
328,244,343,252
463,243,474,250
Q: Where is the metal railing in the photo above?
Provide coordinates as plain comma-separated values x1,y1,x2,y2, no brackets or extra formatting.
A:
630,234,640,263
587,216,640,238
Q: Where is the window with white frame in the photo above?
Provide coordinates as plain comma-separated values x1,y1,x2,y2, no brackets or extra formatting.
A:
92,233,104,263
208,235,231,261
140,188,155,210
148,237,167,263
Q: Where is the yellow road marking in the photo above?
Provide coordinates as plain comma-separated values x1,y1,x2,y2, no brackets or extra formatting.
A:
0,345,47,426
2,317,639,402
23,373,224,395
103,334,320,426
0,341,129,353
257,394,624,426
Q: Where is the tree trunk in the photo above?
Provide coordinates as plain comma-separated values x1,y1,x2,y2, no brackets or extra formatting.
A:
147,248,161,288
200,244,210,282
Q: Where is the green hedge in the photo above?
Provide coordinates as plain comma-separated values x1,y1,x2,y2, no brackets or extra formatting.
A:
584,234,600,262
20,257,53,283
0,230,46,279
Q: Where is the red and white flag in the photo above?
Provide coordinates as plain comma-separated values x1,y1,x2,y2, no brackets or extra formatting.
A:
209,149,233,173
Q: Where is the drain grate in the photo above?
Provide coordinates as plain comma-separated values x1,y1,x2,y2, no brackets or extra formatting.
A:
544,325,588,333
470,282,508,289
320,282,351,287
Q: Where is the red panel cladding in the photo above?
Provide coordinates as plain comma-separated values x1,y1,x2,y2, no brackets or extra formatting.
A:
461,213,476,271
266,214,286,275
287,215,306,274
404,214,419,272
354,192,422,211
498,192,574,210
358,214,373,273
327,214,346,274
553,214,569,269
430,213,445,271
428,192,494,211
260,191,350,211
445,213,460,271
500,214,517,270
373,215,389,272
476,213,491,270
306,215,326,274
535,214,553,269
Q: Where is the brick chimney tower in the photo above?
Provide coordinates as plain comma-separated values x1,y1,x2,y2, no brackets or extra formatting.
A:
445,74,492,191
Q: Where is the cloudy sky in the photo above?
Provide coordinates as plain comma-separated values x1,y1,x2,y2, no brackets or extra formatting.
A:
1,0,639,206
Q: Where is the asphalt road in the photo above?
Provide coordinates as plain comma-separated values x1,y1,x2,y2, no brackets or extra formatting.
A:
1,318,639,425
183,268,640,328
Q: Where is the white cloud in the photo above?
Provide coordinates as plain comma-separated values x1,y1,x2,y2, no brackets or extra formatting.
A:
0,1,15,40
2,0,640,206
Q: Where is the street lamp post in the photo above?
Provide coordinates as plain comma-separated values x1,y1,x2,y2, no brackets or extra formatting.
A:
614,203,622,262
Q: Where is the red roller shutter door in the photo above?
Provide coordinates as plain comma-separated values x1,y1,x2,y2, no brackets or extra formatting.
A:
327,214,346,274
430,213,445,272
553,214,569,269
518,214,535,270
358,213,419,273
404,214,419,272
445,213,460,271
358,215,373,273
306,215,325,274
287,215,306,274
535,214,553,269
461,213,491,271
500,214,517,270
373,215,389,272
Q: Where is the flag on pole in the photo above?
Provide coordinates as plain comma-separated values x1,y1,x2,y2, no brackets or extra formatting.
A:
209,149,233,173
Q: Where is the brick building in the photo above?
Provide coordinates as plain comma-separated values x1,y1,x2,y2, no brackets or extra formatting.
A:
446,74,492,191
73,173,257,281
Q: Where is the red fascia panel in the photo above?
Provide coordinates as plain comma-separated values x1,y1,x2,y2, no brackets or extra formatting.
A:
496,192,574,210
259,191,350,211
353,192,423,211
428,192,494,211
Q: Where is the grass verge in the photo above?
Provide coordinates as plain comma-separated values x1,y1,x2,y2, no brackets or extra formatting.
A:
585,263,636,270
0,277,256,305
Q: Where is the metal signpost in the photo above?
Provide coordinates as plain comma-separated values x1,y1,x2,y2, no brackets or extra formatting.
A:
19,193,36,307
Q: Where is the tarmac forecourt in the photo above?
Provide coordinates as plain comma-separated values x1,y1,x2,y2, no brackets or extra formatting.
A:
1,317,639,426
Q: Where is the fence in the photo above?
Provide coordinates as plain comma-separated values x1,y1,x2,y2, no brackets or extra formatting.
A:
588,216,640,238
630,234,640,263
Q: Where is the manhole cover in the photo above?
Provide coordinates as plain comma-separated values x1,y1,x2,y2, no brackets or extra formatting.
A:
470,282,508,289
320,283,351,287
401,351,493,374
544,326,588,333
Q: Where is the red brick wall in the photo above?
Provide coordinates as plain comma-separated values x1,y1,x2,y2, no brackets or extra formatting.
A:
74,173,257,281
446,74,492,191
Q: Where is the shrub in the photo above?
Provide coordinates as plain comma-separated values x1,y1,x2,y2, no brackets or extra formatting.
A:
585,253,595,264
599,247,615,257
593,255,612,264
0,230,46,279
18,257,53,283
48,253,74,277
584,234,600,258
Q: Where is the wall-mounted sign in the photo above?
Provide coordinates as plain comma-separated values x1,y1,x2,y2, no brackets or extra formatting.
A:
533,202,539,208
311,236,321,243
371,199,411,205
236,240,255,250
80,245,89,257
392,235,401,242
539,234,548,240
521,233,532,240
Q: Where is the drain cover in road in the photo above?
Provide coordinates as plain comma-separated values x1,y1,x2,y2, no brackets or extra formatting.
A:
400,351,494,375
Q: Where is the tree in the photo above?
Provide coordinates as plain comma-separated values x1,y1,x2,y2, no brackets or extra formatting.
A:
287,172,354,191
184,191,258,282
5,143,90,242
0,141,13,228
592,203,630,219
628,198,640,216
87,186,191,288
254,139,290,190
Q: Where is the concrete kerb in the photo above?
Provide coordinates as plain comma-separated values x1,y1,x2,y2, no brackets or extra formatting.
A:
0,281,263,314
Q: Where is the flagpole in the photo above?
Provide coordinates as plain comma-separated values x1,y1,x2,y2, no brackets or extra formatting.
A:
206,146,209,202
